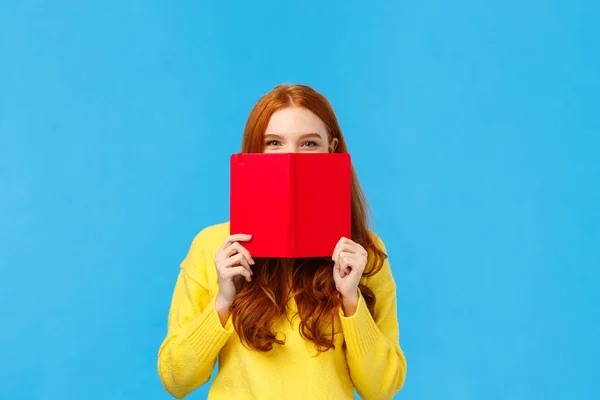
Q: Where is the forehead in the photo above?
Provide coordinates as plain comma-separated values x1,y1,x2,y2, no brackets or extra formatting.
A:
265,106,328,136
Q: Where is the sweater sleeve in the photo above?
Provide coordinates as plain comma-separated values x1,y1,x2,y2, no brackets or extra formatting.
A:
339,237,407,400
157,233,234,399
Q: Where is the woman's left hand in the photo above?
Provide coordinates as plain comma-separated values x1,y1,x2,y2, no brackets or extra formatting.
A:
332,237,368,315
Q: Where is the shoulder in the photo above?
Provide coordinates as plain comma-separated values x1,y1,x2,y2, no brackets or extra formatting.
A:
363,231,396,291
191,221,230,251
181,221,230,266
368,231,387,253
179,222,229,287
365,231,388,264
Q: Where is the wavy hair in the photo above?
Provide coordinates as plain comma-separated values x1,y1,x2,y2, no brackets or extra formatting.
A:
231,84,387,353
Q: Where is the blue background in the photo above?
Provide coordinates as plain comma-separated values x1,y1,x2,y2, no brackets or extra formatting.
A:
1,1,598,399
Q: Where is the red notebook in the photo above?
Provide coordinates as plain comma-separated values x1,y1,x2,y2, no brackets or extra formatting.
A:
230,153,351,258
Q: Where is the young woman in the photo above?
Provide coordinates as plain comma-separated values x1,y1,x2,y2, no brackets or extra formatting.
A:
158,84,407,399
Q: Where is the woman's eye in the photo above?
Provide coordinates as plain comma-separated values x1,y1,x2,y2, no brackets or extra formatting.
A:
301,141,318,147
265,140,280,146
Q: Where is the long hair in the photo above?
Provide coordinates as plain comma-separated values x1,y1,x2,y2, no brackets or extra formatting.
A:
231,84,387,353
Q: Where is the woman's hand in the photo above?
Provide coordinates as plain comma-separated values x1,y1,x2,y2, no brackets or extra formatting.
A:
214,234,254,324
332,237,368,316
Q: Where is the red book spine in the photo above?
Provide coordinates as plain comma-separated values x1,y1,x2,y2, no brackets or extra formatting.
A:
288,153,295,257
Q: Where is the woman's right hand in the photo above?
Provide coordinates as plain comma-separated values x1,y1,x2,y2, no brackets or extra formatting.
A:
214,234,254,320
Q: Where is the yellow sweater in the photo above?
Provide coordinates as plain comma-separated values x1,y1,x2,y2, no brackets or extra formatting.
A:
157,222,406,399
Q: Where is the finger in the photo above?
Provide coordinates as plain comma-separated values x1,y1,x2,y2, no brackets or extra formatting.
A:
333,262,342,281
339,251,356,261
344,243,367,258
338,240,364,255
336,238,352,254
342,237,366,252
226,253,253,275
335,238,350,265
333,236,353,259
223,266,252,282
332,239,341,261
218,264,252,282
343,253,367,276
335,262,346,278
339,251,356,273
345,255,368,279
340,256,352,277
225,242,255,265
234,253,252,274
222,234,252,248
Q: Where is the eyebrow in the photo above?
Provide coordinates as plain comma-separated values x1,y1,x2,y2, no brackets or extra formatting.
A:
264,134,283,140
299,133,323,140
264,133,323,140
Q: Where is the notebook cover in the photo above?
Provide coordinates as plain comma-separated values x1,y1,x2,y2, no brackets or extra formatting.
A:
230,153,351,258
230,153,293,257
293,153,351,257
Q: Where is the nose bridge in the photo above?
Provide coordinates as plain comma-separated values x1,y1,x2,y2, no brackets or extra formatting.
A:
284,144,298,153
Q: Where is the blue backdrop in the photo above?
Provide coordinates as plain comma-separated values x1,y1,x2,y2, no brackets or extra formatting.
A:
1,1,598,399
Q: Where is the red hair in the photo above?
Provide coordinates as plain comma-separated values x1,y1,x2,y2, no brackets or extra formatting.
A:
231,84,387,353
